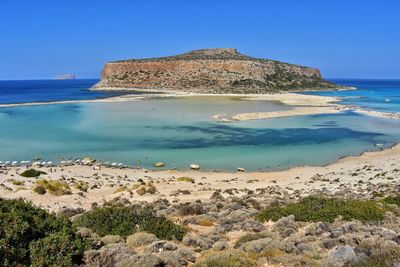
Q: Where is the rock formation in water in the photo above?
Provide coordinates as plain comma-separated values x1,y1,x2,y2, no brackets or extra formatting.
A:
93,48,340,93
53,74,76,80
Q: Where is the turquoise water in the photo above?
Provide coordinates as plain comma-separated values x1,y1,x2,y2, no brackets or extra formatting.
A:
307,79,400,113
0,96,399,171
0,79,399,171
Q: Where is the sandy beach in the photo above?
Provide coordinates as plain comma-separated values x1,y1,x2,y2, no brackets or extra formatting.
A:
1,144,399,212
2,90,398,124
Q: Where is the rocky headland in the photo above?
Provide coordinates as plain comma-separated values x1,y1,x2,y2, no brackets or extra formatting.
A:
93,48,341,93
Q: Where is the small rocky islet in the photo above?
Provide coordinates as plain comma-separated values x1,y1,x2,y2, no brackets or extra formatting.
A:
93,48,342,93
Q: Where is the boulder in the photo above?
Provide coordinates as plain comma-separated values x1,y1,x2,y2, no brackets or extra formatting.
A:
82,157,96,165
84,243,136,267
183,235,213,250
190,164,200,170
273,215,298,238
146,240,178,252
240,237,273,253
327,245,356,267
154,162,165,167
57,207,84,218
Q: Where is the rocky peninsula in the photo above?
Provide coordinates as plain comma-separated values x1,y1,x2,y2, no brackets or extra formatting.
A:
93,48,340,93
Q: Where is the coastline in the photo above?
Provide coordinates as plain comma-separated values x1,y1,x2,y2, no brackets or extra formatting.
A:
1,144,399,211
1,88,398,122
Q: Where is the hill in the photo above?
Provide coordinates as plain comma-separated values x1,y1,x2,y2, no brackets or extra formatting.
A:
93,48,340,93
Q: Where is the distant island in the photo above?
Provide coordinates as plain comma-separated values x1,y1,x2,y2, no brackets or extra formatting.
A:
93,48,341,93
53,74,75,80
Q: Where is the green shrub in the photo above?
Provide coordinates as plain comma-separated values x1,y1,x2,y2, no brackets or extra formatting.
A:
193,249,256,267
73,205,186,240
256,196,387,223
0,198,87,266
20,169,47,177
382,195,400,206
30,232,88,267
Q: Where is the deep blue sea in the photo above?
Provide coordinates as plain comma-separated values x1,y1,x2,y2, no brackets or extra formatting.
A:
0,79,112,104
0,79,399,171
307,79,400,113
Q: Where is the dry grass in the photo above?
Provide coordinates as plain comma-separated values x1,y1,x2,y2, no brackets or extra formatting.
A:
113,186,127,194
73,180,89,192
15,186,28,192
9,179,25,186
198,218,215,226
177,177,195,183
32,179,71,196
135,182,157,196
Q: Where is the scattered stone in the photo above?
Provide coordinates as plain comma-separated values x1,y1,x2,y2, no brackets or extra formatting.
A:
183,235,213,250
154,162,165,167
240,237,273,253
327,245,356,267
190,164,200,170
57,207,84,218
273,215,298,238
146,240,178,252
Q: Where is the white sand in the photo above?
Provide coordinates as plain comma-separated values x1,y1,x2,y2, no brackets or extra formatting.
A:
1,145,399,212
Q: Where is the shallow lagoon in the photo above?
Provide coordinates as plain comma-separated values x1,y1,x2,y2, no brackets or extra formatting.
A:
1,96,399,171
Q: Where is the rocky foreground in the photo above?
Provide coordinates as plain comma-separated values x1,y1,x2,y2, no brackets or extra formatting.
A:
93,48,340,93
1,146,400,266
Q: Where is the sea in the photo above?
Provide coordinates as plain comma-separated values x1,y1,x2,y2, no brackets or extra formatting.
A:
0,79,399,171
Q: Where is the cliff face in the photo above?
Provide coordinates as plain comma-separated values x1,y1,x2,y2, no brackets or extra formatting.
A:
94,48,338,93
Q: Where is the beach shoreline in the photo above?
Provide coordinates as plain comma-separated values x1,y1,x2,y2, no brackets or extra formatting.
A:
1,88,398,122
1,144,399,212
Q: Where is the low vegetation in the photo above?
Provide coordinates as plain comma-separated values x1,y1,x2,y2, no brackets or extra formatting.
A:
126,232,159,247
382,195,400,206
0,198,87,266
193,249,256,267
73,205,186,240
20,168,46,177
73,180,89,192
177,176,195,183
256,196,388,223
9,179,24,186
197,217,215,226
346,242,400,267
234,231,275,249
32,179,71,195
133,182,157,195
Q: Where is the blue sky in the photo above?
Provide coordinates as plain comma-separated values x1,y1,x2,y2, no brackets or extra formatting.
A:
0,0,399,80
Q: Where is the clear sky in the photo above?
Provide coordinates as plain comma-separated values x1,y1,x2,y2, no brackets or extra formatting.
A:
0,0,399,80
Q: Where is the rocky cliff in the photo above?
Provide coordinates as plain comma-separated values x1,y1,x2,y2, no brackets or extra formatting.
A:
93,48,339,93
